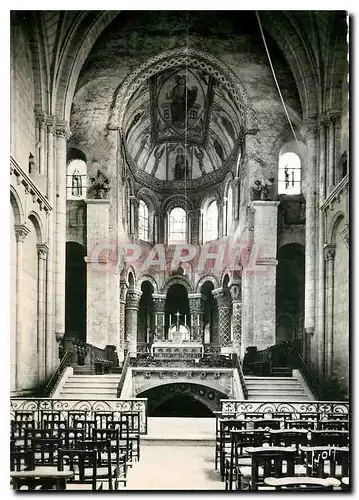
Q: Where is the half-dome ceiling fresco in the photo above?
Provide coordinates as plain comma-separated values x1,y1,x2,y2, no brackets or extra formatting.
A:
122,65,243,188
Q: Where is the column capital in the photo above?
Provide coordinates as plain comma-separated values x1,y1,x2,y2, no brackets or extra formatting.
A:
125,289,142,309
34,108,47,125
323,243,336,261
229,279,242,301
212,287,230,308
326,109,341,123
55,121,71,140
37,243,49,260
45,115,56,133
14,224,31,242
302,117,319,138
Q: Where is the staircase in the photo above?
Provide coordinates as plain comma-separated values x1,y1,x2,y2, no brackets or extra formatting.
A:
244,371,313,401
58,374,122,399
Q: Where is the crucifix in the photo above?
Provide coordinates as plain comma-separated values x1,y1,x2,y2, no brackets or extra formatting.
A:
175,310,181,331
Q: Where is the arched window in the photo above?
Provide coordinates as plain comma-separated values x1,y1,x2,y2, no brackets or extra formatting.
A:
67,159,87,199
138,199,149,241
225,184,233,235
278,152,301,195
203,199,218,243
168,207,187,244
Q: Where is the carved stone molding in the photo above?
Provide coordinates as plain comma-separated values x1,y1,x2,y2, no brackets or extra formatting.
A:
55,121,71,140
340,224,349,248
125,289,142,310
323,244,336,262
37,244,49,260
212,287,231,309
14,224,31,243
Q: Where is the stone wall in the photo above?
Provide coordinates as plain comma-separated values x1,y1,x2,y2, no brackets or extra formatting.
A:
332,217,349,396
10,15,36,172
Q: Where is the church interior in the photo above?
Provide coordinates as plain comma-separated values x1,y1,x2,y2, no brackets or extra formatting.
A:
10,10,349,491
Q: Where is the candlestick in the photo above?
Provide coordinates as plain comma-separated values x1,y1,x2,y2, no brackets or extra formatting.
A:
184,314,186,326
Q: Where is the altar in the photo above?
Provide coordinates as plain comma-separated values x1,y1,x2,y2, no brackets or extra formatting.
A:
151,316,203,360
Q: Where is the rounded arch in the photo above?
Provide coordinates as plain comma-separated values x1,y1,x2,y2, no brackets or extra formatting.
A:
162,276,193,294
28,212,44,244
10,187,24,225
329,212,346,245
221,268,232,288
162,194,194,213
111,47,255,131
67,145,87,164
126,267,137,289
55,11,119,121
136,187,160,212
137,274,159,294
196,274,220,293
136,380,230,400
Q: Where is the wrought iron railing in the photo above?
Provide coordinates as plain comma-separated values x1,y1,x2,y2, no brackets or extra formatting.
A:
220,399,349,417
10,397,148,434
43,351,72,397
116,351,131,398
233,353,248,399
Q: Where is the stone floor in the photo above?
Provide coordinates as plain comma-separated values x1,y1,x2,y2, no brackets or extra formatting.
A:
126,417,224,491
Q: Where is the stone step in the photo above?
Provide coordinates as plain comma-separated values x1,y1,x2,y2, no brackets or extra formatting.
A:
245,381,302,387
245,376,294,381
246,387,305,393
248,396,310,401
59,388,117,395
65,380,119,385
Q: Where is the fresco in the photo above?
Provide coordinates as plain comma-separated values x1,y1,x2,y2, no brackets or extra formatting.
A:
151,67,214,146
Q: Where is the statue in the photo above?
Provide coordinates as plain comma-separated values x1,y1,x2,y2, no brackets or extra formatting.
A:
174,147,190,180
71,169,82,197
90,169,110,199
251,177,275,201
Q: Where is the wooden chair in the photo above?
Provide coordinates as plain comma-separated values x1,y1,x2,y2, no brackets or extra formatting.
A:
218,419,247,477
73,418,97,438
322,412,349,421
67,410,88,427
94,411,114,429
244,446,296,491
225,430,265,490
251,419,282,431
42,418,68,435
10,450,34,472
317,420,349,431
270,429,310,461
78,439,120,490
118,412,140,460
31,438,63,467
300,445,349,480
58,448,99,491
92,429,128,487
24,428,54,449
264,476,341,490
57,428,86,449
310,430,349,447
107,420,133,464
39,411,63,427
285,419,316,430
11,419,36,441
13,410,35,422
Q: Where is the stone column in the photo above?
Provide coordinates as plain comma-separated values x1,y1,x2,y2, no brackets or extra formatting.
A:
188,293,205,342
324,244,336,379
45,117,57,374
211,305,219,344
85,199,110,348
54,122,69,346
232,177,240,222
212,288,232,350
316,117,328,376
129,196,139,238
190,209,201,246
229,278,242,354
327,111,340,192
218,202,224,239
37,244,48,382
302,119,318,365
125,289,142,357
250,200,280,350
14,224,30,390
152,293,166,341
118,280,128,361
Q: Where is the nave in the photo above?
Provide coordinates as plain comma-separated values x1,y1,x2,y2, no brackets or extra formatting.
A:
10,402,349,491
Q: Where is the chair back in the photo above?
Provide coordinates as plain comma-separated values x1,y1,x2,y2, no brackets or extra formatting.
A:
31,437,63,466
311,430,349,447
10,450,34,472
58,448,98,490
249,446,296,491
57,428,86,449
300,445,349,479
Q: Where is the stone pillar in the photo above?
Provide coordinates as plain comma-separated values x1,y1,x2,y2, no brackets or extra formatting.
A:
118,280,128,361
85,199,110,348
211,305,219,344
324,244,336,379
218,202,224,239
54,122,69,346
188,293,205,342
327,111,340,192
250,200,280,350
303,119,318,363
190,209,201,246
316,117,328,376
125,289,142,357
37,244,48,381
229,278,242,354
233,177,240,222
152,293,166,341
14,224,30,390
212,288,232,350
129,196,139,238
45,116,56,374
